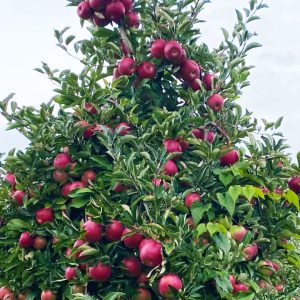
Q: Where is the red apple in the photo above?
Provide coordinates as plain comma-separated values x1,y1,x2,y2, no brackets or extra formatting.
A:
33,236,47,250
151,178,169,190
65,267,77,281
115,122,131,135
220,150,239,166
53,153,72,169
229,225,247,242
120,0,133,12
77,1,93,20
17,293,27,300
176,136,189,151
53,170,68,183
136,272,148,285
4,172,16,186
73,239,86,258
288,176,300,193
72,285,85,294
132,288,152,300
83,220,102,242
84,102,97,114
137,62,156,79
258,260,274,276
139,238,162,267
69,181,86,193
274,284,284,292
258,280,268,289
36,208,54,225
12,190,26,206
186,217,196,229
113,182,129,192
123,257,142,277
89,0,107,11
41,290,56,300
113,67,121,80
88,262,111,282
122,228,144,248
81,170,97,184
118,57,136,76
93,13,110,26
105,1,125,23
190,79,202,91
19,232,34,248
61,182,72,198
207,94,224,112
3,293,15,300
163,139,182,154
192,129,215,143
106,220,124,241
164,160,178,176
184,192,201,208
233,283,249,293
150,39,167,59
164,41,183,64
180,59,201,83
0,288,11,300
229,275,236,289
243,244,258,261
125,11,140,28
203,73,214,90
158,274,183,298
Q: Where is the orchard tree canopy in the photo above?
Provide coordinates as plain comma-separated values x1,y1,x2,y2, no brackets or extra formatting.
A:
0,0,300,299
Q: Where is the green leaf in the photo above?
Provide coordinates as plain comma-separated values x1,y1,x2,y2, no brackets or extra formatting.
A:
283,190,300,211
242,185,255,201
196,223,207,237
103,292,126,300
233,292,255,300
228,185,242,202
191,203,211,225
244,42,262,53
217,193,236,216
70,198,90,208
221,27,229,40
229,57,244,68
69,188,93,198
6,219,31,231
219,172,234,186
207,222,227,236
213,233,231,254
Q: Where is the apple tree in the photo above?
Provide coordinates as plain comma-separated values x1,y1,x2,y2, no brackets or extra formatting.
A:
0,0,299,299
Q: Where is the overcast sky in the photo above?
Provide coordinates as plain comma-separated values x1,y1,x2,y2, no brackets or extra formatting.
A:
0,1,299,159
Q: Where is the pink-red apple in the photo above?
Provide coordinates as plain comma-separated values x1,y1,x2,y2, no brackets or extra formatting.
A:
229,225,247,242
106,220,124,241
77,2,93,20
137,62,156,79
36,208,54,224
164,41,183,64
220,150,239,166
164,160,178,176
122,257,142,277
83,220,102,242
88,262,112,282
184,192,201,208
105,1,125,23
207,94,224,112
158,274,183,298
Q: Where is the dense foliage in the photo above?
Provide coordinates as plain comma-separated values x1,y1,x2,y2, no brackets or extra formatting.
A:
0,0,299,299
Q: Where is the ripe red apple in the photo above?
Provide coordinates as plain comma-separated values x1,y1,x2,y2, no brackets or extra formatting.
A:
274,284,284,292
17,293,27,300
69,181,86,193
176,136,189,151
203,73,214,90
81,170,97,184
72,285,85,294
73,239,86,258
105,1,125,23
123,257,142,277
122,228,144,248
192,129,215,143
53,153,72,169
89,0,107,11
139,238,162,267
33,236,47,250
106,220,124,241
0,288,11,300
151,178,169,190
61,182,72,197
258,260,274,276
207,94,224,112
243,244,258,261
41,290,56,300
180,59,201,83
258,280,268,289
164,160,178,176
136,272,148,285
3,293,15,300
93,13,110,26
12,190,26,206
84,102,97,114
150,39,167,59
271,261,279,272
88,262,112,282
132,288,152,300
65,267,77,281
113,67,121,80
163,139,182,154
229,275,236,289
77,1,93,20
53,170,68,183
4,172,16,186
36,208,54,225
190,79,202,91
164,41,183,64
229,225,247,242
220,150,239,166
125,11,140,28
288,176,300,193
233,283,249,293
115,122,131,135
83,220,102,242
19,232,34,248
113,182,129,192
118,57,136,76
137,62,156,79
158,274,183,298
120,0,133,12
184,192,201,208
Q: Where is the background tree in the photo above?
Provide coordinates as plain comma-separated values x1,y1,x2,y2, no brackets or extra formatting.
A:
0,0,299,299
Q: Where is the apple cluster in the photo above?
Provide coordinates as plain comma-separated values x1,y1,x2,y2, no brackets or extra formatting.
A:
77,0,139,28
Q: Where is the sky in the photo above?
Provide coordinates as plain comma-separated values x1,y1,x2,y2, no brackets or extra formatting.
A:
0,0,299,159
